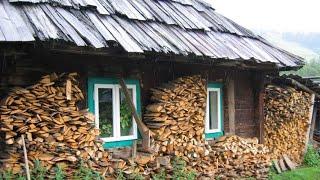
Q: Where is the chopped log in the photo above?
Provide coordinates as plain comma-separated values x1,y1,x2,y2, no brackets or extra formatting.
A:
141,76,271,178
272,160,282,174
156,156,171,168
283,154,297,170
264,85,312,163
66,79,72,100
0,73,110,177
209,135,271,178
143,76,209,165
279,159,287,171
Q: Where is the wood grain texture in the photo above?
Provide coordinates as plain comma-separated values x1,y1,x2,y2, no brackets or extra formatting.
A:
0,0,303,68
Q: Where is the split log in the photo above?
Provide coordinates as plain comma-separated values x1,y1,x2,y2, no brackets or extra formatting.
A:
143,75,211,171
209,135,271,179
264,85,312,163
0,73,110,177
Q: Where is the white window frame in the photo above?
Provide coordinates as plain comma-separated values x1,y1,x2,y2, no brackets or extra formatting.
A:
205,87,222,133
94,84,138,142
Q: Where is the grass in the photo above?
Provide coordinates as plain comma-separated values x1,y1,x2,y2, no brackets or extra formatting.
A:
269,167,320,180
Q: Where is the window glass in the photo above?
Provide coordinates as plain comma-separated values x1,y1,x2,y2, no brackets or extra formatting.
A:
98,88,113,137
209,91,219,130
119,89,134,136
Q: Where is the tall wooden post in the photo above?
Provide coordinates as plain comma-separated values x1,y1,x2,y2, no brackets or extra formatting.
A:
227,78,235,135
304,94,316,153
254,73,266,143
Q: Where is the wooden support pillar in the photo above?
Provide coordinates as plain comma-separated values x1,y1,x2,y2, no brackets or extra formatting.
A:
227,78,235,135
309,103,317,144
254,73,266,143
257,88,265,143
304,94,316,153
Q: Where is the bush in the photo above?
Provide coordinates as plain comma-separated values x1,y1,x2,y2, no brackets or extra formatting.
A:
73,162,102,180
303,145,320,167
152,168,166,180
31,160,47,180
172,157,197,180
0,171,14,180
116,169,126,180
54,165,65,180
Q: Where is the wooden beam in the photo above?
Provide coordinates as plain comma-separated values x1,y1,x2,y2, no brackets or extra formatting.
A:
282,78,320,98
304,93,316,153
309,103,317,144
118,78,151,151
254,73,266,143
227,78,235,135
258,88,265,144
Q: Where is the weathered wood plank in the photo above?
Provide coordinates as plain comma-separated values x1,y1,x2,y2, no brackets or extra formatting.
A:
41,5,86,45
0,2,22,41
56,8,105,48
98,16,143,52
2,0,34,41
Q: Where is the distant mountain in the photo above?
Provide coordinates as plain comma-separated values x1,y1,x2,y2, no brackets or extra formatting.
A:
283,32,320,53
255,31,320,60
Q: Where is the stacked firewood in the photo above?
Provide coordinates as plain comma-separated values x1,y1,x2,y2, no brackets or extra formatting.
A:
143,76,212,168
264,85,311,163
0,73,110,177
208,136,271,179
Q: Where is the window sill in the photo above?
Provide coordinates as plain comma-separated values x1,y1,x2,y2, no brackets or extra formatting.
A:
205,131,224,139
103,140,134,149
100,136,137,142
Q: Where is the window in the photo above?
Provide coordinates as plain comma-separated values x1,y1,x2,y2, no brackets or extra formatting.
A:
88,78,140,144
205,83,223,137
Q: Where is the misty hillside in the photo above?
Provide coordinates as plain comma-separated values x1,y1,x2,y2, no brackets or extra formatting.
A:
257,31,320,60
256,31,320,76
283,32,320,53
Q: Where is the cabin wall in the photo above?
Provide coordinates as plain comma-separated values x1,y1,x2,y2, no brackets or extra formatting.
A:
0,51,265,141
234,72,256,137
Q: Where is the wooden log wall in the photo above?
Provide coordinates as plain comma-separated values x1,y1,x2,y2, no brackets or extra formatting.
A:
0,48,272,141
234,72,257,137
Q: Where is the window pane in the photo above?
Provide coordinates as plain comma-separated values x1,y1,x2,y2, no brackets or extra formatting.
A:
98,88,113,137
209,91,219,130
119,88,134,136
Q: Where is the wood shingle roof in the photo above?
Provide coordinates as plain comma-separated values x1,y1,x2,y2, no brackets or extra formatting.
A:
0,0,304,68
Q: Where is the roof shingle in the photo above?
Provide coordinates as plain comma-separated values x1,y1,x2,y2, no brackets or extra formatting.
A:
0,0,304,68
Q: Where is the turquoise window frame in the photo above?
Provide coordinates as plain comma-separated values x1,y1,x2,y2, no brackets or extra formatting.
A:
87,77,141,148
205,82,224,139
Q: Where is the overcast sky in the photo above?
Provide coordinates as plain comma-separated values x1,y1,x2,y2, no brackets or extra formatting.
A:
206,0,320,33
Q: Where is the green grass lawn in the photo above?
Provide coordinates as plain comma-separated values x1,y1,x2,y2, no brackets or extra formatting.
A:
269,167,320,180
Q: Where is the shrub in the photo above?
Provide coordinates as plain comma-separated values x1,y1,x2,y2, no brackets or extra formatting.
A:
54,165,65,180
0,171,14,180
31,160,47,180
303,145,320,167
129,172,144,180
73,162,102,180
152,168,166,180
172,157,197,180
116,169,126,180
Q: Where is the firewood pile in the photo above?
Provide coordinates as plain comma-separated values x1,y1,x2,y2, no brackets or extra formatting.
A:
143,75,212,170
264,85,311,163
208,135,271,179
0,73,110,177
142,75,271,178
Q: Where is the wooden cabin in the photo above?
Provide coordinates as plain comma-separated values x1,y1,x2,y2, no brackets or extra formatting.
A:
0,0,303,151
